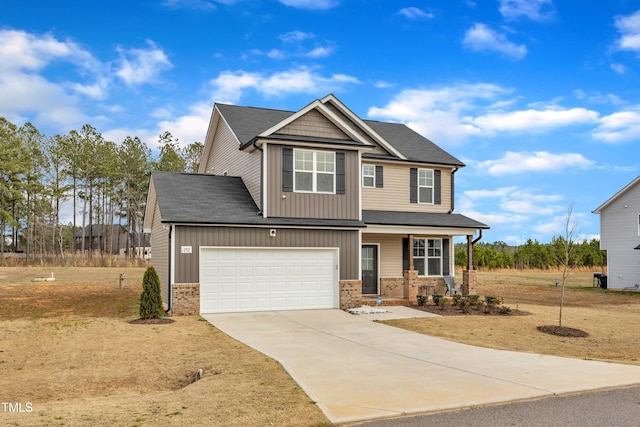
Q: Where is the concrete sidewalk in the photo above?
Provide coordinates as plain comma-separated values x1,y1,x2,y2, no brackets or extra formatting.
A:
203,309,640,424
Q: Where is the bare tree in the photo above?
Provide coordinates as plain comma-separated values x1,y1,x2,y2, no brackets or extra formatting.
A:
557,204,578,328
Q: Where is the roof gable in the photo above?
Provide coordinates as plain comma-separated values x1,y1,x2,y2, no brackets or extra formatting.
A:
593,176,640,214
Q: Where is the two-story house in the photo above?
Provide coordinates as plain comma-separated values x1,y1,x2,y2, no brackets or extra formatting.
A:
143,94,488,315
593,176,640,290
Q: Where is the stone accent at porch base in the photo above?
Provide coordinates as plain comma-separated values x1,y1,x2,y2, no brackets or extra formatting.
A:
340,280,362,310
171,283,200,316
462,269,478,296
380,277,404,298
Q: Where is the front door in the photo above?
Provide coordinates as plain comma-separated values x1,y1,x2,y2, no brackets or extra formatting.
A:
361,245,378,294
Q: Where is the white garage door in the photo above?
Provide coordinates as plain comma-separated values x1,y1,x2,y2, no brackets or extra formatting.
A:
200,247,339,313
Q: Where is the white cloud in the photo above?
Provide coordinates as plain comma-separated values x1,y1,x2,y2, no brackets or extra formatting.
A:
611,63,627,74
614,10,640,52
279,0,339,10
499,0,555,22
304,46,334,58
279,31,314,43
115,40,173,86
470,107,599,133
162,0,217,10
398,7,434,19
209,67,360,103
367,83,511,144
463,23,527,60
593,110,640,143
476,151,595,176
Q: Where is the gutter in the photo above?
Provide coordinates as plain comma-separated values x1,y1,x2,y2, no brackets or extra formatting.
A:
252,140,264,214
471,229,483,270
165,223,173,314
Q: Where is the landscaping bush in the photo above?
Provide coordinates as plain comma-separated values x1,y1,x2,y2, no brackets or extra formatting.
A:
437,296,451,310
459,298,472,314
432,294,443,306
416,294,428,306
468,294,481,306
139,266,163,319
452,293,462,306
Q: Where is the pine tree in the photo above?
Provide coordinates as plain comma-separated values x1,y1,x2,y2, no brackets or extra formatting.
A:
139,266,163,319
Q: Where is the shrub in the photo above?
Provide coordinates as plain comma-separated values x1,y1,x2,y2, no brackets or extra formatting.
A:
498,305,512,315
437,296,451,310
484,295,501,307
459,299,472,314
139,265,163,319
432,294,443,306
416,294,428,306
452,293,462,306
468,294,481,306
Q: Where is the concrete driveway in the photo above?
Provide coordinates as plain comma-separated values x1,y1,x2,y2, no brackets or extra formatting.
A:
203,308,640,424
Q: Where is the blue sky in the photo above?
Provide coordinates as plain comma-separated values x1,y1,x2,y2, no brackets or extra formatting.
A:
2,0,640,244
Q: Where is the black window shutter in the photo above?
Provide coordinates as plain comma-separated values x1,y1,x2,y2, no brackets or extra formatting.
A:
409,168,417,203
402,237,409,271
282,147,293,192
442,238,450,276
434,169,441,205
375,165,383,188
336,152,345,194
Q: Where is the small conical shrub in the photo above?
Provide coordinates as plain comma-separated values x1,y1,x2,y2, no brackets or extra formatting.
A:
140,266,163,319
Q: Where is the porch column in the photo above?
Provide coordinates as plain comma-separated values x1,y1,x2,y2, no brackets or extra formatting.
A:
408,234,414,270
466,234,473,270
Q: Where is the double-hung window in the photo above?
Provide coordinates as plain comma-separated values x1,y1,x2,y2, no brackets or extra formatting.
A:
362,164,375,188
413,238,442,276
294,149,335,193
418,169,434,204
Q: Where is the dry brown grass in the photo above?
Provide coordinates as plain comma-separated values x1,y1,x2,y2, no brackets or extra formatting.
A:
0,267,329,427
383,269,640,366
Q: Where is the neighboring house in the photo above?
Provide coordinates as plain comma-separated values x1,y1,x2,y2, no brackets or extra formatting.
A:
593,176,640,290
143,94,488,315
74,225,150,259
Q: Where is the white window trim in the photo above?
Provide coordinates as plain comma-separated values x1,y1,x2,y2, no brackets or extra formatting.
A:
418,168,434,204
293,149,336,194
362,164,375,188
413,237,443,277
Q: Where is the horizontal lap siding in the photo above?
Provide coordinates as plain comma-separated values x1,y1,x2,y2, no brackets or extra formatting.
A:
174,226,359,282
362,234,403,278
202,120,262,207
362,162,452,212
150,202,170,304
267,144,359,219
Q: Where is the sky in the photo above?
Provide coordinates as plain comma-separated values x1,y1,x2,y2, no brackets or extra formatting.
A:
2,0,640,245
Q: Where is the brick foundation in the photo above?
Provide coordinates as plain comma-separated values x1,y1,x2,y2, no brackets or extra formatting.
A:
340,280,362,310
171,283,200,316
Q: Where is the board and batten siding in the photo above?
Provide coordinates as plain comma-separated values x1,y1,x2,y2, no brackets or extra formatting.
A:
267,144,360,220
201,118,262,207
173,225,360,283
599,186,640,289
150,201,170,304
323,101,390,156
362,162,453,213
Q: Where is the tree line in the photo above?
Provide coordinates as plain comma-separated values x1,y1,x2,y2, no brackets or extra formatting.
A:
455,238,606,270
0,117,203,263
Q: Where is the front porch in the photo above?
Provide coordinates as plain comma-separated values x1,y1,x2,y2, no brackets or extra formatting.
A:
339,269,478,310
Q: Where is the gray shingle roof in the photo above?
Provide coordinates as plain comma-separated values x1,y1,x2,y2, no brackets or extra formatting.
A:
151,171,365,228
363,210,489,229
216,102,464,166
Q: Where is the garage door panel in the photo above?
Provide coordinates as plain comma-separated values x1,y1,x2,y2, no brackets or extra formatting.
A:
200,248,338,314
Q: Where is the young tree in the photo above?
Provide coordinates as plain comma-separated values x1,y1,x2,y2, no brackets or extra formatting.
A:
183,141,204,173
556,204,578,328
139,265,163,319
156,131,185,172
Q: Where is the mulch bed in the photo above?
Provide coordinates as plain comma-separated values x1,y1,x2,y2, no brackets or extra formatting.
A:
128,317,175,324
537,325,589,337
410,303,530,316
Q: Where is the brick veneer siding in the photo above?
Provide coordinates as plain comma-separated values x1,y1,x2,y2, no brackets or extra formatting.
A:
462,269,478,296
171,283,200,316
340,280,362,310
380,277,404,298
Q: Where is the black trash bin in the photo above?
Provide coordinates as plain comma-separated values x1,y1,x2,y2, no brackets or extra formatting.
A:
599,275,607,289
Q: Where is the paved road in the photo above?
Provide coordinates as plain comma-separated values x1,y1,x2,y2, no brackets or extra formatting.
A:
351,386,640,427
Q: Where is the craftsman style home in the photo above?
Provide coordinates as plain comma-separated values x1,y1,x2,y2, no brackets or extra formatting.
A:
593,176,640,290
143,94,488,315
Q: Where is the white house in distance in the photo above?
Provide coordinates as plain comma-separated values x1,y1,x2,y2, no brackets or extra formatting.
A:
593,176,640,290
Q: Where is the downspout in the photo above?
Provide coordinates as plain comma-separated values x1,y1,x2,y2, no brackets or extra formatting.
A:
471,229,483,270
165,223,173,314
448,167,458,214
252,139,264,215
